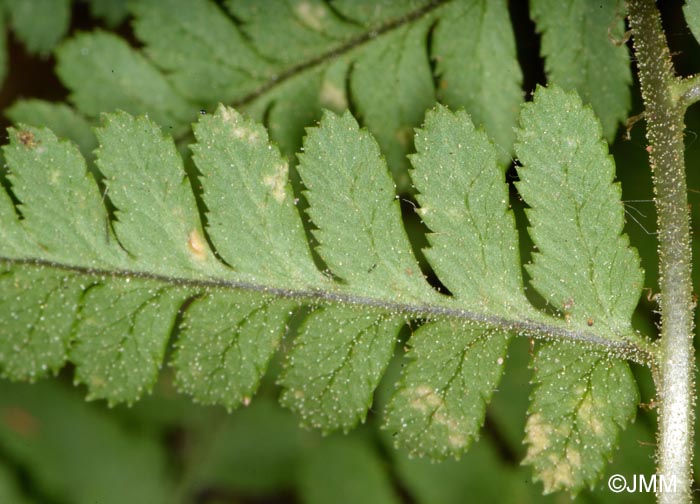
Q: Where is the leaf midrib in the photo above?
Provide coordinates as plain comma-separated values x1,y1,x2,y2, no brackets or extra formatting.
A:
0,255,653,365
229,0,451,109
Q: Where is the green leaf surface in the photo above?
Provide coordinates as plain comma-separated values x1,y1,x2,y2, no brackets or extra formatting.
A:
349,16,435,189
515,86,642,493
0,188,32,261
255,67,326,156
268,109,442,431
329,0,430,24
685,0,700,43
0,462,30,504
432,0,523,164
88,0,129,27
0,118,228,400
56,32,195,133
69,281,185,404
226,0,359,63
280,307,402,432
516,86,643,335
9,0,70,55
530,0,631,141
6,100,97,161
130,0,270,106
0,380,169,504
298,435,401,504
382,105,539,458
222,0,437,183
0,267,80,381
94,0,524,186
297,110,433,301
174,292,296,409
0,85,650,490
411,105,530,315
3,125,119,266
524,342,638,494
191,106,323,288
385,320,509,458
94,112,222,277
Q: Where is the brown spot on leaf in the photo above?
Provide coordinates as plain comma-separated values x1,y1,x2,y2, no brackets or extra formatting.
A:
17,130,39,149
562,298,575,311
2,406,39,437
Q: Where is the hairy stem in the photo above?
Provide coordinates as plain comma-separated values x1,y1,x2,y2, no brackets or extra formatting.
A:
628,1,695,502
674,75,700,109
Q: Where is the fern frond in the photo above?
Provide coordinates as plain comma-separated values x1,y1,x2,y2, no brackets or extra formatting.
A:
54,0,523,184
515,86,643,494
0,86,650,493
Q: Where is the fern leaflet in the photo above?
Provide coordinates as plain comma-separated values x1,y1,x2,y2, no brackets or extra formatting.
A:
0,86,649,493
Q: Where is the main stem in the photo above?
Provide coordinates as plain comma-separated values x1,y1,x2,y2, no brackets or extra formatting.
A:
628,1,695,502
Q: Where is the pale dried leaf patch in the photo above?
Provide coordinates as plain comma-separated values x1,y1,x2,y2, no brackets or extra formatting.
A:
524,412,552,458
219,106,260,144
524,412,584,493
295,1,326,31
408,384,468,449
264,163,289,203
187,229,207,260
409,384,442,413
578,393,604,435
320,81,347,110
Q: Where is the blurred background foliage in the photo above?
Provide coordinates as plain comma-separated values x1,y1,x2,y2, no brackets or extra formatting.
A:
0,0,698,503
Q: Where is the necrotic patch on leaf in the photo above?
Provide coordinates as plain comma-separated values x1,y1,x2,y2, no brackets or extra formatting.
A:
219,107,261,144
17,130,39,149
319,81,347,110
187,229,207,260
523,412,580,491
294,1,327,31
263,163,289,203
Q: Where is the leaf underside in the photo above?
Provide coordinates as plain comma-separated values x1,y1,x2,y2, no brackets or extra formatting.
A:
0,86,644,495
515,86,643,494
7,0,634,191
42,0,526,187
685,0,700,44
530,0,632,142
